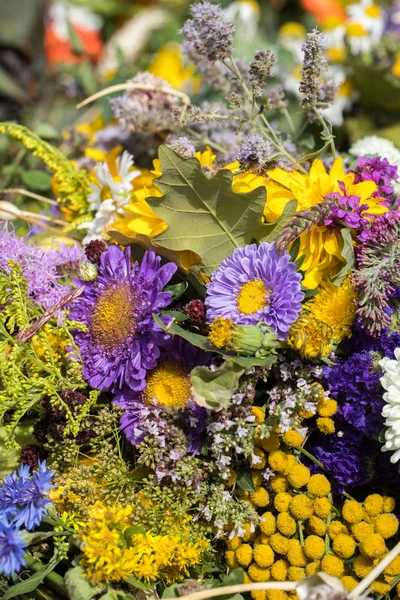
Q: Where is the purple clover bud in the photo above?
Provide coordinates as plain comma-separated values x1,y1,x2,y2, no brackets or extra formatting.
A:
236,134,274,174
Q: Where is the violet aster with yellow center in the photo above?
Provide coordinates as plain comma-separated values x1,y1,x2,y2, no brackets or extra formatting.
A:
70,245,177,393
205,242,304,339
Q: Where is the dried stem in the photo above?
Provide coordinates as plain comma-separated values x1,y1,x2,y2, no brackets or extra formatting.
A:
76,82,191,109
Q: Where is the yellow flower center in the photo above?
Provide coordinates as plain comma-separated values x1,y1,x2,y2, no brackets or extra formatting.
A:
347,23,367,37
144,361,191,408
100,184,112,202
91,284,135,350
365,4,380,18
237,280,269,315
208,317,235,349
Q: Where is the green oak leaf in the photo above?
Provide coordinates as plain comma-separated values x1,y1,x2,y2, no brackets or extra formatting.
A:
147,147,266,275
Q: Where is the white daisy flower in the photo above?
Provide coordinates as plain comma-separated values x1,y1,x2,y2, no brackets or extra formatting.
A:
49,2,103,41
346,0,384,55
88,151,140,212
380,348,400,464
224,0,260,39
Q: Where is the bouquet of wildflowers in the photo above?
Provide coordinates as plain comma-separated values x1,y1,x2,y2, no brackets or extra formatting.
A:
2,2,400,600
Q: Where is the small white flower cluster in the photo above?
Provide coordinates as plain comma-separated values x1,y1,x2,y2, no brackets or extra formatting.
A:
380,348,400,463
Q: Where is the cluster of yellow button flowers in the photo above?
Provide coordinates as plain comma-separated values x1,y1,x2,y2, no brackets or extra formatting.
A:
225,448,400,600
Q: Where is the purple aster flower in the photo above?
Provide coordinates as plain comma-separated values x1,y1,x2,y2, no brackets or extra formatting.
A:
115,337,209,447
205,242,304,339
0,224,84,310
70,246,177,393
0,461,54,531
352,156,398,200
0,518,27,576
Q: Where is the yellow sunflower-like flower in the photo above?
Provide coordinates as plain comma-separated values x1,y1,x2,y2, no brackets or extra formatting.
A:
288,277,357,358
149,43,201,92
264,158,387,288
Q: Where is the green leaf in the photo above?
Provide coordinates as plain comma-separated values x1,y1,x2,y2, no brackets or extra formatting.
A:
64,566,104,600
147,147,266,275
161,310,188,322
191,361,245,411
126,576,152,590
294,255,306,270
164,281,188,300
153,314,276,368
162,584,181,598
289,237,300,262
66,16,84,54
76,61,97,96
21,170,52,191
219,568,245,587
3,555,60,600
236,467,256,492
332,228,354,287
35,123,59,140
124,525,146,544
251,200,298,243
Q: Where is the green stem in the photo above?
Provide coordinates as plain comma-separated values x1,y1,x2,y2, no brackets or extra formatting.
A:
189,129,229,155
24,556,68,598
297,446,326,471
312,107,336,159
282,108,296,135
298,520,305,546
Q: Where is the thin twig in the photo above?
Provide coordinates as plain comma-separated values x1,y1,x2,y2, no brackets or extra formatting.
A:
0,188,58,206
349,540,400,599
178,582,297,600
76,82,191,109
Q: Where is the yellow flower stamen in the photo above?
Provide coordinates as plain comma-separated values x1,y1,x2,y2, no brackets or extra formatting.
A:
91,284,135,350
237,280,269,314
144,361,190,408
208,317,235,349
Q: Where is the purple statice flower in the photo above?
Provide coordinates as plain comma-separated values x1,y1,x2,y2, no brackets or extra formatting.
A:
183,401,208,454
115,337,209,448
325,181,372,241
306,425,372,494
0,461,54,531
205,242,304,339
180,1,235,64
352,156,398,201
0,224,84,309
0,518,27,576
236,135,274,175
70,246,177,393
324,351,384,438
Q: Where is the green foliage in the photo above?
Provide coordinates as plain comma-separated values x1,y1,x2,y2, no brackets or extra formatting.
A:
3,552,62,600
65,566,104,600
0,263,86,449
0,122,90,213
147,147,266,275
191,361,245,411
332,228,355,286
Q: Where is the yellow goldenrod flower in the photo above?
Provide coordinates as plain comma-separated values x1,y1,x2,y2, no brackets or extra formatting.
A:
308,516,327,537
306,561,321,576
363,494,384,517
304,535,325,560
270,533,290,555
289,495,314,521
353,555,374,578
270,474,288,494
282,430,304,448
375,513,399,539
253,545,275,568
359,533,386,559
271,559,289,581
268,450,289,475
313,497,331,519
351,521,374,542
328,521,349,539
316,398,338,418
332,533,356,558
260,512,276,536
287,464,310,489
307,474,331,497
248,562,271,582
277,512,297,537
225,550,239,569
235,544,254,567
342,499,364,524
321,554,344,577
316,417,335,434
383,496,396,513
287,542,307,567
288,566,305,581
250,487,270,508
341,575,359,591
274,492,292,513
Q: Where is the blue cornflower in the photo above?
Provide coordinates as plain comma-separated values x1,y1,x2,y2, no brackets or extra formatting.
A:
0,518,27,576
0,461,54,531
